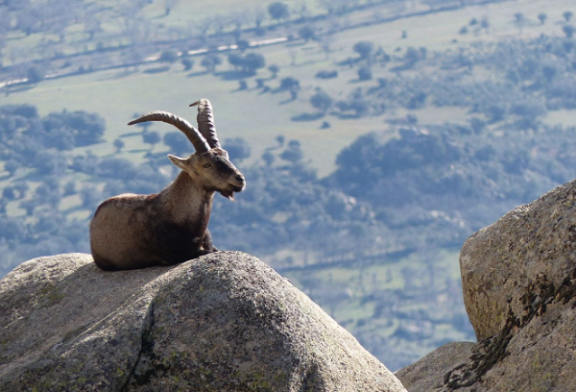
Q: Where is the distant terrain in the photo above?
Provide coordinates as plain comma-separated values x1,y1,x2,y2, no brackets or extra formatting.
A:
1,0,576,370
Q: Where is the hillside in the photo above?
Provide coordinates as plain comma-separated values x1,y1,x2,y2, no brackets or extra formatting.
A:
1,0,576,370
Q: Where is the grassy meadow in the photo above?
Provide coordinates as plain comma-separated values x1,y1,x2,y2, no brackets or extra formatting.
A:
4,0,576,177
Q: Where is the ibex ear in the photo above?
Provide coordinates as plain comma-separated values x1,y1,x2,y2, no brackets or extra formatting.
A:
168,154,187,170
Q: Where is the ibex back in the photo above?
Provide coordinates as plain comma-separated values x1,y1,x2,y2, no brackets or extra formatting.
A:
90,99,246,270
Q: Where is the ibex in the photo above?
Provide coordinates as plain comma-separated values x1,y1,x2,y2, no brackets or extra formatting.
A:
90,99,246,270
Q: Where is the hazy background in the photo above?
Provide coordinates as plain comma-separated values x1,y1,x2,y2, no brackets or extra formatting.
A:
1,0,576,370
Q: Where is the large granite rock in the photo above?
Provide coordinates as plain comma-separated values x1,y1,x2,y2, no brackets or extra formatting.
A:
397,180,576,391
0,252,406,392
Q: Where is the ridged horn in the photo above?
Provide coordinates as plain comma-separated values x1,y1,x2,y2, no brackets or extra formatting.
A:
189,99,221,149
128,111,210,153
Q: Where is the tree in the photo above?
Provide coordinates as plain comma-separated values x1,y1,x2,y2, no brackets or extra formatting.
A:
279,77,300,100
514,12,525,34
0,103,38,118
563,11,573,22
511,100,547,122
268,2,289,22
295,3,309,21
253,6,266,29
181,57,194,71
201,54,222,73
268,64,279,78
279,77,300,91
470,117,486,134
236,39,250,52
142,131,161,151
357,66,372,81
280,140,303,163
20,199,37,216
276,135,285,147
298,26,315,42
353,41,374,60
319,35,334,59
228,53,265,74
538,13,547,25
315,70,338,79
84,13,102,40
262,151,275,166
63,180,76,196
0,216,26,240
79,186,101,209
228,53,245,71
243,53,265,73
113,138,125,153
159,49,179,64
2,186,17,201
35,182,60,209
402,46,422,68
98,157,137,179
407,92,427,109
165,0,177,16
485,104,506,123
33,149,66,175
350,100,370,117
4,159,18,176
223,138,251,162
562,24,575,39
310,91,333,114
27,65,45,84
41,110,106,147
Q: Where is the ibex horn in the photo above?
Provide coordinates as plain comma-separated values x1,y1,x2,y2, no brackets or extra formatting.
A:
190,99,221,149
128,111,210,153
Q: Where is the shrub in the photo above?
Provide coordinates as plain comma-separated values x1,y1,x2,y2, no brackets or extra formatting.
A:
159,49,179,63
358,67,372,81
26,66,45,84
315,70,338,79
353,41,374,60
310,91,334,113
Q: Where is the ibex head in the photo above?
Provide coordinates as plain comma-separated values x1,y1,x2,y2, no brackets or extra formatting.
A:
128,99,246,200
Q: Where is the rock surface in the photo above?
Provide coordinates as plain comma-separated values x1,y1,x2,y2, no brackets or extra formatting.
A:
397,180,576,391
0,251,406,392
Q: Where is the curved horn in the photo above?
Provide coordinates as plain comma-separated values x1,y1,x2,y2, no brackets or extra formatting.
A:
128,111,210,153
189,99,221,149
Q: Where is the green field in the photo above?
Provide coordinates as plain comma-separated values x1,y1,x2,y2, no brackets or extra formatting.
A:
283,249,468,369
3,0,575,176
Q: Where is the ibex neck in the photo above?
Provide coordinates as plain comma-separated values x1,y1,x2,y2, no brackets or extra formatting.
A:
161,171,214,225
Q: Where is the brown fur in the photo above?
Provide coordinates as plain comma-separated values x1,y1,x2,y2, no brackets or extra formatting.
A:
90,149,245,270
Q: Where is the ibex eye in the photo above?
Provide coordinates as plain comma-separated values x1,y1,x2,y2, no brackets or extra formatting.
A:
203,163,212,168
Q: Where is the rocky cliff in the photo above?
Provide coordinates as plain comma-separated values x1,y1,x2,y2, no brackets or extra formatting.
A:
0,251,406,392
397,180,576,391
